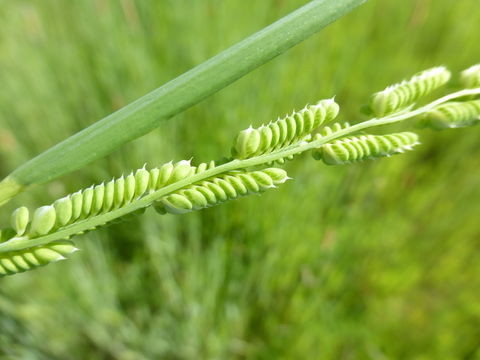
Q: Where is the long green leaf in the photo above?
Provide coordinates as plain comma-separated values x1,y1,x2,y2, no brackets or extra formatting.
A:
0,0,366,205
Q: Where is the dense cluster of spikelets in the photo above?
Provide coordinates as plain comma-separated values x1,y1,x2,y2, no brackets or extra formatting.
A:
0,63,479,276
232,99,339,161
421,100,480,129
312,132,420,165
368,67,452,117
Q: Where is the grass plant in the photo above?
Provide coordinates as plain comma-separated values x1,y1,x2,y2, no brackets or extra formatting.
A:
1,63,479,278
0,0,479,358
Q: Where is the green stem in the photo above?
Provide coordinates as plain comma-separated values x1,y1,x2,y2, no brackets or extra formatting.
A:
0,87,478,254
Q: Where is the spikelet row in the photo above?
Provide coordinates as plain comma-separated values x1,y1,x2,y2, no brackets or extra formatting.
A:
313,132,419,165
0,241,77,277
369,67,451,117
421,100,480,130
9,160,217,240
232,99,339,159
155,168,289,214
461,64,480,89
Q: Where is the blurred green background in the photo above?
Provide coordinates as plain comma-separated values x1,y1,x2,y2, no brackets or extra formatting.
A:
0,0,479,359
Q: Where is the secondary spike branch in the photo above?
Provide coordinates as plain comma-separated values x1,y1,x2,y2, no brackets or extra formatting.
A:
421,100,480,130
369,67,452,117
232,99,339,159
313,132,419,165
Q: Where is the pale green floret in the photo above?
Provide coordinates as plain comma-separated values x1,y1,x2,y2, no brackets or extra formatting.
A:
11,206,29,236
363,135,381,154
195,185,216,203
354,136,372,156
113,176,125,208
226,175,249,194
124,173,136,202
157,161,174,186
182,188,209,209
461,64,480,88
0,258,17,272
162,193,193,214
49,241,79,256
263,168,290,184
71,191,84,219
30,206,57,236
104,179,115,209
135,168,150,197
347,138,366,158
92,184,105,214
11,254,30,270
204,181,229,202
169,160,195,184
34,247,66,263
258,126,274,153
342,141,359,159
251,171,274,188
54,197,73,226
81,186,94,217
214,178,237,198
23,252,41,266
422,100,480,130
370,67,451,117
233,127,261,159
318,98,340,122
285,115,297,142
148,168,160,192
237,174,259,192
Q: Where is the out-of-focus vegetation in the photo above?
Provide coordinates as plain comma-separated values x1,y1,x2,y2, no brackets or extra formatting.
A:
0,0,479,359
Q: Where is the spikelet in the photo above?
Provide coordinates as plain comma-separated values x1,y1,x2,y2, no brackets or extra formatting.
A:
10,207,29,236
369,67,451,117
421,100,480,130
232,99,340,159
313,132,419,165
461,64,480,89
30,206,56,236
0,241,78,277
156,168,289,214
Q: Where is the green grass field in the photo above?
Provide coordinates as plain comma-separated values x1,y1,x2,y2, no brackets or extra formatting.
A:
0,1,479,359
